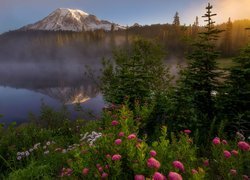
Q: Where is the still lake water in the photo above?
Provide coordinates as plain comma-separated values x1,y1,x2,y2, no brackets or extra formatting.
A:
0,62,105,125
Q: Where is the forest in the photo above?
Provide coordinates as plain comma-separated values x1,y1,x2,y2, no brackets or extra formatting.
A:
0,3,249,179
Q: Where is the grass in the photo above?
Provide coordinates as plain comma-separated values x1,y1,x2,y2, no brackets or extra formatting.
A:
217,58,235,69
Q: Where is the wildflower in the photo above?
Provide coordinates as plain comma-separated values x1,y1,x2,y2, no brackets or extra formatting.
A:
20,152,25,156
236,132,245,141
242,175,249,180
98,167,103,172
230,169,237,176
96,164,101,168
44,150,49,155
33,143,41,149
17,156,22,160
172,161,185,172
106,154,111,159
153,172,166,180
222,140,228,145
238,141,250,151
61,168,73,177
46,141,51,146
118,132,125,137
134,174,145,180
101,172,108,179
112,154,122,161
128,134,136,140
147,157,161,169
224,150,231,158
29,148,34,152
212,137,220,145
115,139,122,145
62,149,67,153
82,168,89,175
168,172,183,180
25,151,30,157
183,129,191,134
150,150,157,157
43,145,47,149
203,159,209,166
191,169,198,174
105,165,109,169
231,150,238,156
17,152,21,156
111,120,119,126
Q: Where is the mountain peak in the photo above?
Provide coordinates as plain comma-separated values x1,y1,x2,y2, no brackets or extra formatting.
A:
21,8,124,32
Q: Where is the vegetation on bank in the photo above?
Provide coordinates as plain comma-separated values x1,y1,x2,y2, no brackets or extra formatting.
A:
0,3,250,179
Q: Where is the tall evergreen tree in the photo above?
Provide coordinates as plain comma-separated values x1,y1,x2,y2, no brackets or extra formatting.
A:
177,3,223,130
173,12,180,26
222,17,233,57
219,44,250,135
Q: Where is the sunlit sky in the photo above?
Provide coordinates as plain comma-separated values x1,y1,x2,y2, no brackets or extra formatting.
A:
0,0,249,33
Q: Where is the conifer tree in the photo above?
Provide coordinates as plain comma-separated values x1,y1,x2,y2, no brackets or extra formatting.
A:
222,17,233,57
220,44,250,134
173,12,180,26
177,3,223,129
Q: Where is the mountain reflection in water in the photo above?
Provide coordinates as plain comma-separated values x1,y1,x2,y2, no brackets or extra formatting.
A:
0,62,104,125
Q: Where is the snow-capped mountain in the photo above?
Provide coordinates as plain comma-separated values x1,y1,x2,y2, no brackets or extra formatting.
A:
21,8,125,32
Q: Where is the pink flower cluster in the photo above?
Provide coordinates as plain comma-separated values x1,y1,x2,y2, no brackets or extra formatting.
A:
134,174,145,180
128,134,136,140
60,168,73,177
238,141,250,151
168,172,183,180
172,161,185,172
112,154,122,161
147,157,161,169
223,150,231,158
212,137,221,145
150,150,157,157
115,139,122,145
153,172,166,180
111,120,119,126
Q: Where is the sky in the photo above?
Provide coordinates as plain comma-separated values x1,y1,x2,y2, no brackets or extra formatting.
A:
0,0,250,33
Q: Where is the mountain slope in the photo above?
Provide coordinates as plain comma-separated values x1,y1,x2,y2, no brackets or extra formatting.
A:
21,8,124,32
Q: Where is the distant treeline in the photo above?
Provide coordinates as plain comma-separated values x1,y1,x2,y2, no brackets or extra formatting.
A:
0,19,249,63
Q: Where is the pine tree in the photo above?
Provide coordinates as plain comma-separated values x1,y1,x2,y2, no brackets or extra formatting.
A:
101,39,171,106
177,3,223,129
173,12,180,26
222,17,233,57
220,44,250,134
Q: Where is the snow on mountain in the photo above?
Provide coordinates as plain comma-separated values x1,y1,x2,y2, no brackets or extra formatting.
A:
21,8,125,32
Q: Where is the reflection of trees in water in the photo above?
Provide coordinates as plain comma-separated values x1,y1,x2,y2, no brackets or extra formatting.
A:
37,85,99,104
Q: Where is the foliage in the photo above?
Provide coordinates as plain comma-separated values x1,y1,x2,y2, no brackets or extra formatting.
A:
174,3,223,139
101,38,172,106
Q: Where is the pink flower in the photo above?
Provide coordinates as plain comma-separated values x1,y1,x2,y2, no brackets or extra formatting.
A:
147,157,161,169
150,150,157,157
242,175,249,180
106,154,111,159
203,159,209,166
230,169,237,176
238,141,250,151
153,172,166,180
184,129,191,134
112,154,122,161
172,161,185,172
101,172,108,179
118,132,125,137
168,172,183,180
115,139,122,145
222,140,228,145
231,150,239,156
191,169,198,174
111,120,119,126
82,168,89,175
134,174,145,180
105,165,109,169
98,167,103,172
212,137,221,145
128,134,136,140
224,150,231,158
96,164,101,168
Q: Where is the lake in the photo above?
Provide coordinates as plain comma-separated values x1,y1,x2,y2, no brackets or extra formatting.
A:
0,62,105,125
